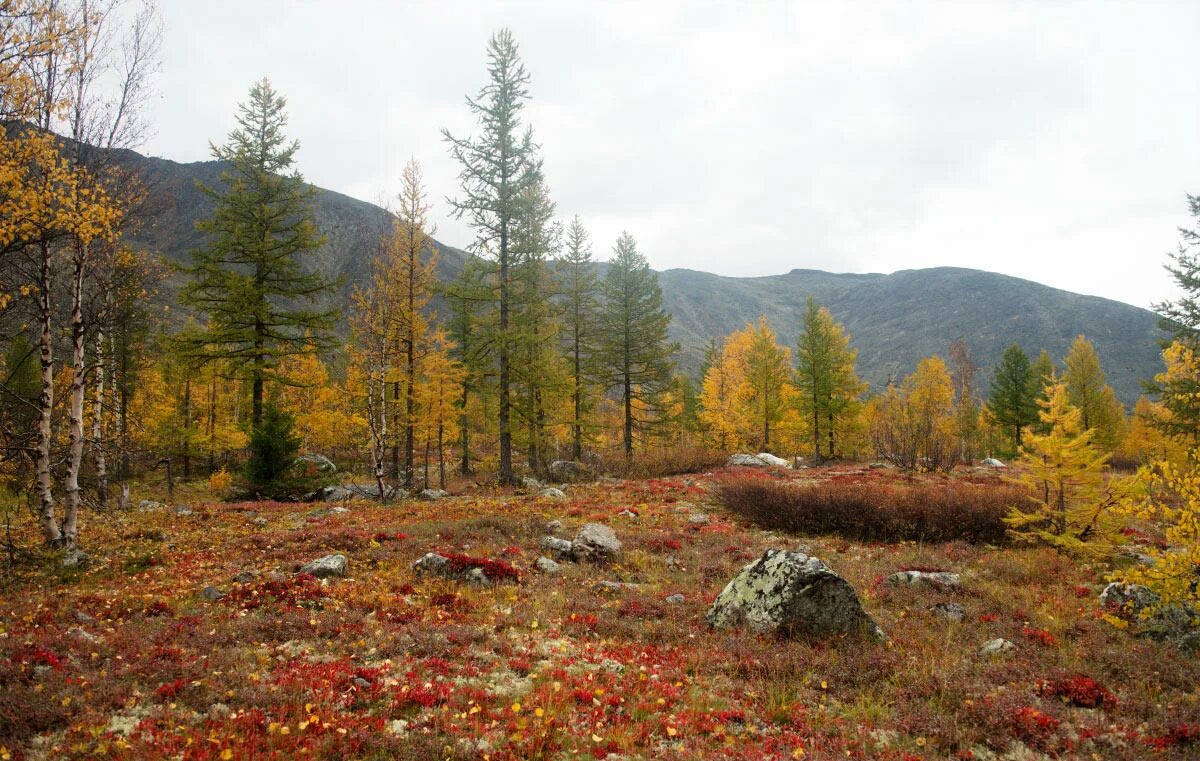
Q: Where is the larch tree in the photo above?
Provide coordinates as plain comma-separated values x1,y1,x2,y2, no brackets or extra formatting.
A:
698,332,751,450
558,214,599,461
443,28,541,485
871,356,957,472
794,297,864,461
445,257,493,476
415,331,465,490
1005,381,1123,557
742,316,793,451
597,232,677,459
988,343,1037,456
179,78,337,430
1062,335,1125,451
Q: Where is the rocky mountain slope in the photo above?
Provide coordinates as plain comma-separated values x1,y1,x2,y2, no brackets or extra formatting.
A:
122,150,1162,404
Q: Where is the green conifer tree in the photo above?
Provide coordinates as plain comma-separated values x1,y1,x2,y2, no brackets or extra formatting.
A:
988,344,1037,456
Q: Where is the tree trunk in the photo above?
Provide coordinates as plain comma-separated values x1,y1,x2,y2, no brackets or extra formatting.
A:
182,376,192,479
572,325,582,461
36,242,60,547
438,419,445,490
93,326,108,506
63,243,88,548
458,384,471,475
391,379,400,481
498,232,512,483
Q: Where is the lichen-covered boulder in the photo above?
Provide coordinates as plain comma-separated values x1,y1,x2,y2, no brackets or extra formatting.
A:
706,549,884,640
1100,582,1159,616
727,453,770,467
539,536,574,560
299,554,347,578
979,638,1015,657
573,523,621,562
539,487,567,500
535,556,561,574
549,460,590,482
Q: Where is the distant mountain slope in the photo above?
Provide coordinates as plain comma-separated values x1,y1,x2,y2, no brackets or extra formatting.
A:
121,149,1162,405
657,267,1161,405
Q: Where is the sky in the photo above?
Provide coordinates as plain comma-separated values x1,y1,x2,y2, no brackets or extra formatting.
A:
142,0,1200,310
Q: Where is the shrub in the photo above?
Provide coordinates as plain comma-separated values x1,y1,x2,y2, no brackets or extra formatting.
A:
1035,674,1116,709
595,444,727,479
717,477,1025,544
208,467,233,497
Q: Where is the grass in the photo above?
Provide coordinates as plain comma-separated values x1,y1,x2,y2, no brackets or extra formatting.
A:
0,463,1196,759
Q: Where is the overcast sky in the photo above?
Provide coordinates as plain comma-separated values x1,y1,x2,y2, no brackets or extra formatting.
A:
143,1,1200,310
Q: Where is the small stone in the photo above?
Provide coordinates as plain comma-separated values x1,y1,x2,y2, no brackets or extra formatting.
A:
930,602,966,621
535,556,561,574
520,476,542,492
67,626,101,644
688,513,710,526
540,535,574,561
539,487,567,500
664,593,686,604
173,504,193,516
387,719,409,735
299,554,347,578
232,570,257,584
573,523,621,562
981,457,1006,468
545,519,563,533
61,549,90,569
885,570,961,589
464,567,490,585
207,703,232,720
412,552,450,575
201,586,226,601
548,460,590,482
594,580,640,592
979,638,1015,657
617,509,638,518
419,488,448,500
252,517,268,527
330,506,350,514
137,499,166,512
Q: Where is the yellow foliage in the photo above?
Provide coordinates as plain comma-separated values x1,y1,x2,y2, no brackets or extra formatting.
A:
870,356,957,471
208,468,233,498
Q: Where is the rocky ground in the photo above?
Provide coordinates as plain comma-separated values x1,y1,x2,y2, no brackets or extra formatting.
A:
1,464,1198,759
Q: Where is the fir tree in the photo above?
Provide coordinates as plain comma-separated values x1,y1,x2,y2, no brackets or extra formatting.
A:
559,215,599,461
988,344,1037,456
179,79,337,427
598,232,677,459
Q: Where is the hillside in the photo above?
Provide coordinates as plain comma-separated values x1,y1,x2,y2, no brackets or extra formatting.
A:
121,150,1163,404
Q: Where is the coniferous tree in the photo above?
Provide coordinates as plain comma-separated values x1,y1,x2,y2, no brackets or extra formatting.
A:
794,297,864,460
445,258,493,475
179,79,337,428
1062,335,1125,451
742,316,792,450
559,215,599,461
443,28,541,484
1028,349,1056,434
598,232,677,459
988,343,1037,455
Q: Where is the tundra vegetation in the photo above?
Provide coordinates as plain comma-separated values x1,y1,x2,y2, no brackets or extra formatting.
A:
0,9,1199,761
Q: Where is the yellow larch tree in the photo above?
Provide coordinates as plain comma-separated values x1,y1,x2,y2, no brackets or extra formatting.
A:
870,356,957,471
415,331,465,490
698,329,752,450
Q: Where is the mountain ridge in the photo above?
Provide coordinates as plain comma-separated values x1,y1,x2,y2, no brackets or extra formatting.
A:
119,150,1163,405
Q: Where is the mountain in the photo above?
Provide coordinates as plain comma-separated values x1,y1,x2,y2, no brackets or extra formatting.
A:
120,150,1163,405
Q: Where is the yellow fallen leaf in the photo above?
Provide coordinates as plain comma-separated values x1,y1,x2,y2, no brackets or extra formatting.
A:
667,726,678,737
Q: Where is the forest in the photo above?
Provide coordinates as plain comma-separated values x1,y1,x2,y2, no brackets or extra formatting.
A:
2,3,1200,760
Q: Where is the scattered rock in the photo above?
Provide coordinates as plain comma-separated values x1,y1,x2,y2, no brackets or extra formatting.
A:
930,602,966,622
594,580,641,592
573,523,621,562
411,552,515,585
207,703,232,720
540,536,574,560
520,476,543,492
252,517,268,527
688,513,710,526
539,487,567,500
137,500,166,512
67,626,101,644
755,452,792,468
293,453,337,474
664,593,686,604
545,519,563,533
981,457,1006,468
387,719,409,736
299,554,347,578
62,549,90,569
201,586,226,601
412,552,450,575
1100,582,1159,616
419,488,448,500
330,506,350,514
535,556,561,574
885,570,961,589
321,482,402,502
549,460,590,482
868,462,890,470
727,453,771,467
173,504,193,516
1102,582,1200,646
979,638,1015,657
232,570,257,584
706,549,884,640
617,509,639,518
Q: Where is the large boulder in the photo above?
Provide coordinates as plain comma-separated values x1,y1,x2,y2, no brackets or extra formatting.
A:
706,549,884,640
293,453,337,475
1101,582,1199,647
549,460,591,482
573,523,621,562
726,453,791,468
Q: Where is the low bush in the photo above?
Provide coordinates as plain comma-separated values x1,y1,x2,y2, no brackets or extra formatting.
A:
595,444,727,479
717,477,1028,544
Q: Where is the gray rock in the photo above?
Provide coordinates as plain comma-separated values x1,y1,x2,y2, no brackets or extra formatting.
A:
464,568,490,585
540,535,574,560
535,556,561,574
539,487,567,500
330,506,350,514
232,570,257,584
706,549,884,640
979,638,1015,657
727,453,771,467
520,476,543,492
293,453,337,474
930,602,966,622
664,593,686,604
137,499,166,512
61,549,90,569
201,586,226,601
688,513,710,526
173,504,193,516
573,523,621,562
616,509,638,518
885,570,961,590
252,517,268,527
67,626,100,644
419,488,448,501
299,554,347,578
412,552,450,575
549,460,590,482
1100,582,1159,616
545,519,563,533
755,452,792,468
981,457,1006,468
594,580,640,592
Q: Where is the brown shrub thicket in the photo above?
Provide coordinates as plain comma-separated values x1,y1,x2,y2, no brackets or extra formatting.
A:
718,477,1027,544
595,445,728,479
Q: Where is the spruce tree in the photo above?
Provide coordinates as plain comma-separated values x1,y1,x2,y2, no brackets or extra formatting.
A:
559,215,599,461
179,79,337,428
443,29,541,484
988,343,1037,455
598,232,677,459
